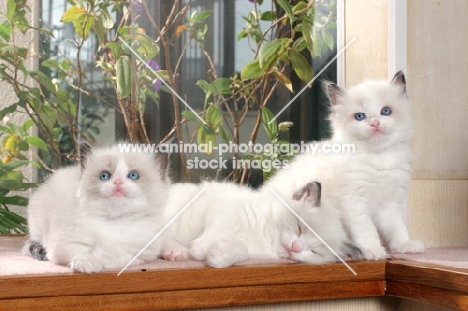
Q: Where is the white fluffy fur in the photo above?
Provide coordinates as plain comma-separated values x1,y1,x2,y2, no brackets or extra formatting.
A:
25,145,170,273
160,182,358,268
263,72,424,260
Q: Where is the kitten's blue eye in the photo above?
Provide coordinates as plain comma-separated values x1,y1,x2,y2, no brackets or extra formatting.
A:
354,112,366,121
100,171,111,181
381,107,392,115
128,171,140,181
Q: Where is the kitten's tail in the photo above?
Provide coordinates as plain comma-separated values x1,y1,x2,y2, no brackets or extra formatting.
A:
341,241,363,260
27,240,49,261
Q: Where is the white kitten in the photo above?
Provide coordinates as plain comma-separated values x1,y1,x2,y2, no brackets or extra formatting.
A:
24,144,170,273
161,181,359,268
263,71,424,260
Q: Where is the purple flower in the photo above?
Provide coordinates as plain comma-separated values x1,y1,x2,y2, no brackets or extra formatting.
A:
147,59,162,92
131,1,144,14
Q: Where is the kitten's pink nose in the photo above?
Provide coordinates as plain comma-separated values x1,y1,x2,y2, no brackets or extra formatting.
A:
369,119,380,127
113,178,123,185
291,240,305,253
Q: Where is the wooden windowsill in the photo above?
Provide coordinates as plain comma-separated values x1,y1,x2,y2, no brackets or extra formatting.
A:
0,261,385,310
1,235,467,310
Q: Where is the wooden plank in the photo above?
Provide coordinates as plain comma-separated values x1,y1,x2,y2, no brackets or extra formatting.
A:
0,261,385,300
386,280,468,310
386,261,468,293
0,281,385,311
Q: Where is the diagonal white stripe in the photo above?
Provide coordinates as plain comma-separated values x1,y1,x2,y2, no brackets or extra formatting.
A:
268,187,357,275
117,187,207,276
269,37,357,124
118,37,206,125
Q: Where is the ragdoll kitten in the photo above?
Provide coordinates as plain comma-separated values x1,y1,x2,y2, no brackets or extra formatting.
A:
263,71,424,260
24,144,170,273
160,181,360,268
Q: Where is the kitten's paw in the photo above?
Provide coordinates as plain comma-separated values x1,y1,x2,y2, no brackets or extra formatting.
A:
162,246,189,261
390,240,425,254
360,245,387,260
189,239,212,261
206,241,247,268
70,254,103,273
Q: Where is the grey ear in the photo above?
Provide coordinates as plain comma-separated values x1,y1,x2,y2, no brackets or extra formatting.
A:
323,81,347,106
292,182,321,207
79,143,92,169
391,70,407,96
154,151,169,181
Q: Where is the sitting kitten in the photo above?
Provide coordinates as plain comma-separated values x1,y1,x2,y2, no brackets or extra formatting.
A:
24,144,170,273
161,181,360,268
263,71,424,260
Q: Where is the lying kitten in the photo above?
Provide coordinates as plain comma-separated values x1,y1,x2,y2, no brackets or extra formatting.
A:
264,71,424,260
161,181,360,268
24,144,170,273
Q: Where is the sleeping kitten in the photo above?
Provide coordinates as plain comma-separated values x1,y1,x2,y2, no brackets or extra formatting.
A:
24,144,170,273
263,71,424,260
161,181,360,268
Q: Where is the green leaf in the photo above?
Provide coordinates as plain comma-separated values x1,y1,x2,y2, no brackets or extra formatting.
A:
182,110,202,125
61,5,86,23
201,123,216,136
0,23,11,41
322,29,335,51
292,1,307,14
26,136,48,151
0,160,29,174
0,195,28,206
206,105,223,126
212,78,232,96
289,49,314,83
6,0,16,20
39,105,57,131
0,171,23,190
0,104,17,120
218,124,230,143
276,0,294,22
260,11,276,21
191,10,213,24
116,56,132,98
300,18,314,55
258,39,283,70
261,106,278,141
100,7,114,29
241,59,264,80
197,126,215,156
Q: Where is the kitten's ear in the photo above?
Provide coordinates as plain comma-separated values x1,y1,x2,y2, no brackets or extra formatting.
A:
391,70,407,97
292,182,321,207
154,151,169,181
79,143,92,169
323,81,347,106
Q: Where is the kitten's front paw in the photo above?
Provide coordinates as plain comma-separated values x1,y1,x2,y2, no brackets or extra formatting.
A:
70,254,103,273
390,240,425,254
189,239,212,261
206,241,247,268
162,246,189,261
360,245,387,260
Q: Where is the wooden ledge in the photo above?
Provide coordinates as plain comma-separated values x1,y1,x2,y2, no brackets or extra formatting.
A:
2,234,468,311
0,261,385,310
386,260,468,310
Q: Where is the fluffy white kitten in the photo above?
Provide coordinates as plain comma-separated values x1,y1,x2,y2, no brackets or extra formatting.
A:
264,71,424,260
24,144,170,273
160,181,360,268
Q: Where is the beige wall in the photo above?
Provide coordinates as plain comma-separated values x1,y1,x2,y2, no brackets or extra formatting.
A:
407,0,468,248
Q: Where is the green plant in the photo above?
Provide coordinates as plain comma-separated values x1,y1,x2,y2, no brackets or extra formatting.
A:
0,0,336,232
0,118,41,233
